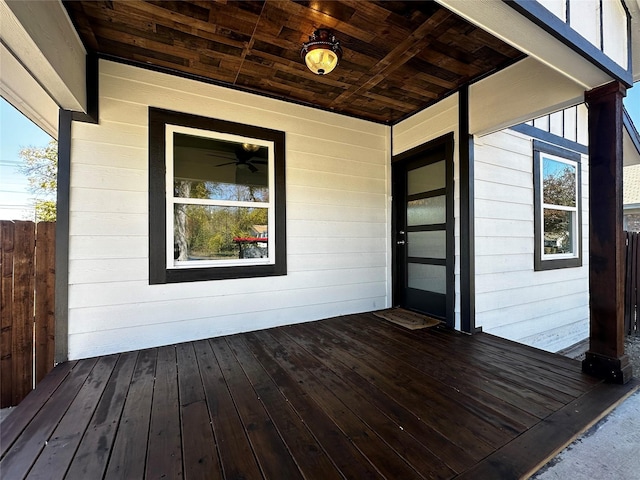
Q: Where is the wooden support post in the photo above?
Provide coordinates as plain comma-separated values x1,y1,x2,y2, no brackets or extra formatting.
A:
583,81,631,384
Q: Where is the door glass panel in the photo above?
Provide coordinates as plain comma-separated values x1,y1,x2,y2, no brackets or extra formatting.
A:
407,195,445,226
408,264,446,294
408,231,446,259
407,161,445,195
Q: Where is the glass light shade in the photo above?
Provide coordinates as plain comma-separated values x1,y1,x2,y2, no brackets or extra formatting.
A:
304,48,339,75
301,29,342,75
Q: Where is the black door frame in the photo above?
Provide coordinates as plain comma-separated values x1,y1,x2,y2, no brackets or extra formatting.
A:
392,133,455,327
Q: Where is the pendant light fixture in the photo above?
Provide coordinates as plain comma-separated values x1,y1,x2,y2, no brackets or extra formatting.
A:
300,29,342,75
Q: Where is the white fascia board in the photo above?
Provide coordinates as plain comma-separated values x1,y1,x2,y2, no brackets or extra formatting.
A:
469,57,585,136
0,44,58,138
1,0,86,112
437,0,615,89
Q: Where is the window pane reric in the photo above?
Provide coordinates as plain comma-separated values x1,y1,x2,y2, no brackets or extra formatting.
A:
542,157,576,207
173,133,268,202
174,205,268,261
543,208,574,254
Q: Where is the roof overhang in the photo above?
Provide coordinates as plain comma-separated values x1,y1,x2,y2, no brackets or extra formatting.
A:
438,0,633,90
0,0,86,136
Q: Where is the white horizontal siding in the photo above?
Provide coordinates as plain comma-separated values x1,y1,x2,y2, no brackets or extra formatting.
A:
67,59,390,359
474,129,589,352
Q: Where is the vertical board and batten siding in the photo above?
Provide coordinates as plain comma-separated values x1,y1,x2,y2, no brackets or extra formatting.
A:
66,60,390,359
392,95,462,329
528,104,589,145
540,0,628,69
474,117,589,352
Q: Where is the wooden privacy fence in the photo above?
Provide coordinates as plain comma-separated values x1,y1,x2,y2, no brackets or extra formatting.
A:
625,231,640,336
1,221,56,408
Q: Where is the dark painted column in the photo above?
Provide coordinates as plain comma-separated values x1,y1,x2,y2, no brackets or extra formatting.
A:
583,81,631,384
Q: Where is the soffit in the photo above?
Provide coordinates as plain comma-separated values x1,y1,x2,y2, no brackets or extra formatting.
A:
62,0,525,124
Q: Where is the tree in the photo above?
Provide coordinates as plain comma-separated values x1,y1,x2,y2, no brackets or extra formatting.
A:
18,140,57,221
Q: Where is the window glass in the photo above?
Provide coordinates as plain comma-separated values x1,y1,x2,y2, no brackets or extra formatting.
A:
542,157,576,207
173,133,268,202
541,154,578,257
169,128,274,268
407,195,445,226
173,205,268,262
543,209,574,255
407,161,445,195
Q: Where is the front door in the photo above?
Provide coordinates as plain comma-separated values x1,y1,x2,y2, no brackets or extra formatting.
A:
392,135,454,324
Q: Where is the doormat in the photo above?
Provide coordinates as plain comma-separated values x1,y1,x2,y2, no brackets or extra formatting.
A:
373,308,442,330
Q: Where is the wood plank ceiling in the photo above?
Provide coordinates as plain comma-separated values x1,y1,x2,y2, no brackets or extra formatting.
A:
63,0,525,124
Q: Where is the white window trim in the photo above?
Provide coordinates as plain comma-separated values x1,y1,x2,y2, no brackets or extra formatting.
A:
165,124,276,269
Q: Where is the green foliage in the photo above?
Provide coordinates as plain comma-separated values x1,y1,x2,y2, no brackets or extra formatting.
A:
35,200,57,222
18,139,58,221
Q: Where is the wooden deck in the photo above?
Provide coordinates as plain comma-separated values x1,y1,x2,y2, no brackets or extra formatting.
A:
1,313,638,479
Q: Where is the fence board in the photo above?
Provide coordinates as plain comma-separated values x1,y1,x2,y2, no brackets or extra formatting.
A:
35,222,56,384
624,231,640,336
12,221,36,405
1,222,15,407
0,221,56,408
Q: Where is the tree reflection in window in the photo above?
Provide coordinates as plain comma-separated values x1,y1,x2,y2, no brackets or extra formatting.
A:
542,157,577,255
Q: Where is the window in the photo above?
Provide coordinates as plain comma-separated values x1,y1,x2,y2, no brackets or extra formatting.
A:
149,108,286,283
533,140,582,271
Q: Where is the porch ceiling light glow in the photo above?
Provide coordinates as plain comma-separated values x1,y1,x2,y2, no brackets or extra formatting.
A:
300,29,342,75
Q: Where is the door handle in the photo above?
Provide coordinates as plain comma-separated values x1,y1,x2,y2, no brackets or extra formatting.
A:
397,240,406,245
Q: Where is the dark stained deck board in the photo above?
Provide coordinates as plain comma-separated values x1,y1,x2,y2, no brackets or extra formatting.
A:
331,318,542,428
306,320,513,452
456,377,640,480
65,351,138,479
194,339,263,480
0,358,98,480
281,322,478,474
27,355,119,480
210,336,304,480
104,348,157,480
2,312,638,480
375,318,588,401
243,331,387,480
341,317,558,420
269,327,456,479
346,316,573,416
0,361,77,458
225,335,346,480
256,328,426,480
177,342,219,480
146,346,182,480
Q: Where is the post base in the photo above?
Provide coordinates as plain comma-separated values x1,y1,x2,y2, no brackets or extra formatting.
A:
582,351,633,384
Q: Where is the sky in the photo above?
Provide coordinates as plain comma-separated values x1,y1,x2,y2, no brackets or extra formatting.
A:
0,84,639,221
0,98,52,220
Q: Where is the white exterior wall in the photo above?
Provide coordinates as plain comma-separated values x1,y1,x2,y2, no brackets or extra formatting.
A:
66,60,390,359
393,95,462,329
474,124,589,352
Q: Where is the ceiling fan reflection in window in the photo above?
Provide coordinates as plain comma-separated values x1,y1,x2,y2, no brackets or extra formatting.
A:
212,143,267,173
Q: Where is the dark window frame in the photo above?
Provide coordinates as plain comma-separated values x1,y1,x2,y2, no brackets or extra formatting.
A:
149,107,286,284
533,139,582,271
